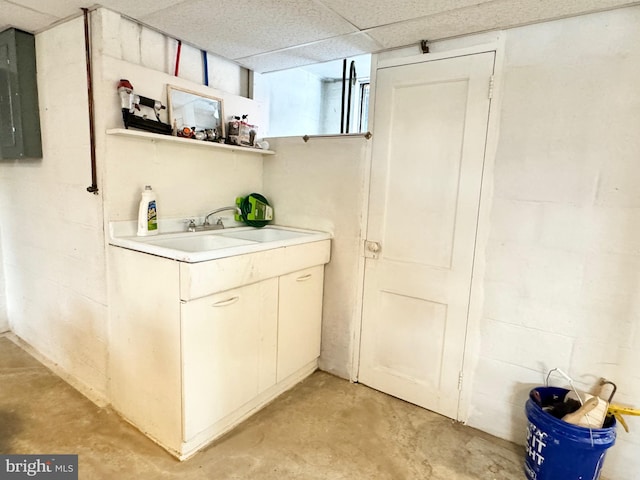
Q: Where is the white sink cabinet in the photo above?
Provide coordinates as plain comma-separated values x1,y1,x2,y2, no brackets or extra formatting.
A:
277,266,324,382
108,239,330,459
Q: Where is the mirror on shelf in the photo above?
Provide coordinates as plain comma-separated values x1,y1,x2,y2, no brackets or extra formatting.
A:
167,85,225,138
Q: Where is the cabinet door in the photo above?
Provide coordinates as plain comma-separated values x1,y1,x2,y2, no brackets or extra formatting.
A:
277,266,324,382
182,279,277,441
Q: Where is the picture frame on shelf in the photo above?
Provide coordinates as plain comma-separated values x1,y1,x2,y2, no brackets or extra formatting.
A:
167,85,225,140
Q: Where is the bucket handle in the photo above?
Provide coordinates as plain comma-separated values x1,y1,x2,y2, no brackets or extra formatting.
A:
546,368,584,405
546,368,596,447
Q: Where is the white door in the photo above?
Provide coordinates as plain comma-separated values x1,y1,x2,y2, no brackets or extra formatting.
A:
358,52,494,419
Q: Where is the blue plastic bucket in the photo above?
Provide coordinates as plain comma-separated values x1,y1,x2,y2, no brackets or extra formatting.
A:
524,387,616,480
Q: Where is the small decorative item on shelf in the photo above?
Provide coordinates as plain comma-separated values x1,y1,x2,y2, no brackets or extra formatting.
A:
227,116,241,145
254,139,269,150
227,114,258,147
177,126,195,138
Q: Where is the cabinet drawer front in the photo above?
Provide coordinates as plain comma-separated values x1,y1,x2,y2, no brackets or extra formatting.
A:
180,240,330,301
181,279,278,441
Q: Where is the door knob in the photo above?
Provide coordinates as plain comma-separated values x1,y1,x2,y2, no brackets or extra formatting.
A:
367,241,381,253
364,240,381,258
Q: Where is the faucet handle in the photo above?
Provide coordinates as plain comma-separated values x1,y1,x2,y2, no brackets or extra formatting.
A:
184,219,196,232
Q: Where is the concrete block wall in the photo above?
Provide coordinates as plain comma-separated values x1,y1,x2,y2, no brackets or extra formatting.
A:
464,7,640,479
91,9,266,223
1,5,638,478
98,9,248,98
0,8,265,405
0,18,108,401
0,238,8,332
263,136,370,379
92,9,263,133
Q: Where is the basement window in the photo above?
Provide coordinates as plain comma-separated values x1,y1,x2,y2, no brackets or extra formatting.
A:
264,54,371,137
359,83,370,133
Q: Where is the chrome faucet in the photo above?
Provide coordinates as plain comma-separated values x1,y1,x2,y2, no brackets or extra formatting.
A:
204,206,241,227
185,206,242,232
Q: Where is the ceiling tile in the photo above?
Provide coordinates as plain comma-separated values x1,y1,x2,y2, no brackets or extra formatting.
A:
237,32,382,73
139,0,359,60
300,54,371,80
3,0,87,19
236,52,328,74
317,0,494,29
100,0,181,20
3,0,638,74
366,0,639,49
0,1,60,33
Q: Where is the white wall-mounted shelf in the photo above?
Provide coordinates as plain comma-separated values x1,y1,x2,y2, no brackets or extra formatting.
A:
106,128,275,155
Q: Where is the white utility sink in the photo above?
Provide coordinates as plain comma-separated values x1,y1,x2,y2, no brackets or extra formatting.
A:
109,224,331,263
142,233,255,252
219,227,314,243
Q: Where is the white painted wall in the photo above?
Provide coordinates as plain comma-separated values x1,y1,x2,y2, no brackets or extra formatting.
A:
465,8,640,479
0,8,265,405
0,237,8,332
263,136,369,378
365,7,640,479
0,18,108,401
98,9,248,98
92,9,264,135
93,9,267,223
2,5,639,478
320,79,343,134
265,68,324,137
92,12,266,223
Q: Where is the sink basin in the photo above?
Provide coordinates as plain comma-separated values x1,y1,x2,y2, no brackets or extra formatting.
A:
109,222,332,263
142,234,256,252
220,227,313,243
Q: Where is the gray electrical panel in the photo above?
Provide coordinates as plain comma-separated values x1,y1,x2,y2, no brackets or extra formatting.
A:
0,28,42,159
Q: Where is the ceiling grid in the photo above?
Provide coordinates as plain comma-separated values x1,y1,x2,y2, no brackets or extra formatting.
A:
1,0,639,72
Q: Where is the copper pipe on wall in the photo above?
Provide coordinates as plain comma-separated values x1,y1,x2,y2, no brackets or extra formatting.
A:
82,7,98,194
174,40,182,76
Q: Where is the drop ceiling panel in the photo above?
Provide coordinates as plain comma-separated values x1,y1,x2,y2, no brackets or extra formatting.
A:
318,0,495,29
300,54,371,80
2,0,639,73
139,0,359,60
0,1,59,33
3,0,82,19
237,32,382,73
99,0,182,20
10,0,178,20
367,0,639,48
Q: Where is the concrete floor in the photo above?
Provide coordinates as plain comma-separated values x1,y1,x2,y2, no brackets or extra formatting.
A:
0,335,524,479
